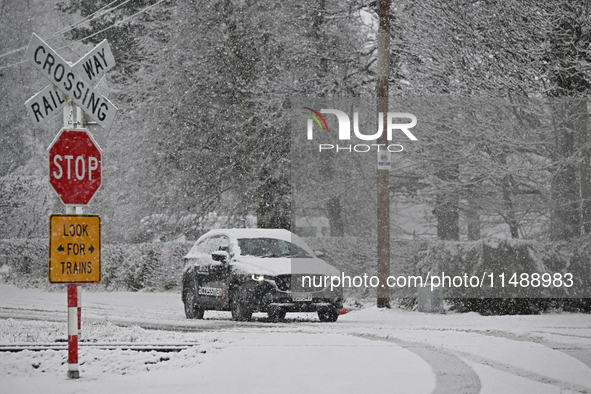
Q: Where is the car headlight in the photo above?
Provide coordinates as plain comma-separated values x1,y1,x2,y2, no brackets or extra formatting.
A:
251,274,272,282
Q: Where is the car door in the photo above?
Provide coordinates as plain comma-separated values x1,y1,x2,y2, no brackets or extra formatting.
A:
195,235,231,309
186,236,211,304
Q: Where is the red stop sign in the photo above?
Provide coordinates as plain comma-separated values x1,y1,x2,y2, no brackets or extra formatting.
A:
48,129,102,206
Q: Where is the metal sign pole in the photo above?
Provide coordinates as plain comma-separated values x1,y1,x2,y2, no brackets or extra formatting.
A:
67,283,79,379
64,100,79,379
75,107,85,340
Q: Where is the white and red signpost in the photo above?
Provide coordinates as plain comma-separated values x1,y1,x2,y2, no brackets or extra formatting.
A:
25,33,117,379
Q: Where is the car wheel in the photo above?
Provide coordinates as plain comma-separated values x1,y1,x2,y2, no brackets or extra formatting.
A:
230,291,252,321
184,288,205,319
194,306,205,319
184,292,196,319
318,306,339,322
268,309,286,321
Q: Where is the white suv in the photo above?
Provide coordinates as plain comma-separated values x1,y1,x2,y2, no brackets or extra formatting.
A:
181,229,343,322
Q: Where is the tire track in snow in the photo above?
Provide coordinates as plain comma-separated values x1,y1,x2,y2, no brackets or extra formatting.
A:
0,308,272,332
545,343,591,371
456,351,591,393
532,329,591,340
447,327,591,372
351,333,481,394
357,330,591,393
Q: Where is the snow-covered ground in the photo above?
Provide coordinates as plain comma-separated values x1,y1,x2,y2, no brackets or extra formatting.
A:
1,283,591,394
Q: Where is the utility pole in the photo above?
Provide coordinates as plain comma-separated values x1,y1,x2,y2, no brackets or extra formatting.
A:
377,0,391,308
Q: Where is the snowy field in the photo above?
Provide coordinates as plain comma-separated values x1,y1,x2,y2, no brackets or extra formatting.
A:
1,283,591,394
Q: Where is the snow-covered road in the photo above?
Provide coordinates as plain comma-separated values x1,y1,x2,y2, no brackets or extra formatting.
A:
1,283,591,394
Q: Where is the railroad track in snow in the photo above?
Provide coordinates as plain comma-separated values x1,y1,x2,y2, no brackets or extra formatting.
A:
0,343,196,353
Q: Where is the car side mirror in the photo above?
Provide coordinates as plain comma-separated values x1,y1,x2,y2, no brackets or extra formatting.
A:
211,250,230,263
314,251,325,258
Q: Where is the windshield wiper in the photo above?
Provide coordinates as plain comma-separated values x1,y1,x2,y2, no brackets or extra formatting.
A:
260,253,308,258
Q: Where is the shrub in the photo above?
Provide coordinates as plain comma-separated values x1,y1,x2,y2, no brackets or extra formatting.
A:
415,238,591,314
0,239,191,292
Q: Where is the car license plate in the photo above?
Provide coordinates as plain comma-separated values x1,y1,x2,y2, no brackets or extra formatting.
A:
292,293,312,302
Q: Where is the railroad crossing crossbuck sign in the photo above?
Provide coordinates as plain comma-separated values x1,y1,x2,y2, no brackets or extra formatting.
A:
25,33,117,129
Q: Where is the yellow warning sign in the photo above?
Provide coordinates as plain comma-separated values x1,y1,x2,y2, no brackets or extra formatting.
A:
49,214,100,284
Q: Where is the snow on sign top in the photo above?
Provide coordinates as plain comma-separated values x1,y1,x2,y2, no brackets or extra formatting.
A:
24,33,117,130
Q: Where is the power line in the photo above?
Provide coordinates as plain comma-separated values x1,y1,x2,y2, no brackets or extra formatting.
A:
0,0,126,61
48,0,130,43
0,0,166,70
58,0,169,51
48,0,136,40
0,59,26,71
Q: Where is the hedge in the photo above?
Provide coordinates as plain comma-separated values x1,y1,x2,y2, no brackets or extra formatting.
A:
0,238,192,292
0,236,423,297
2,236,590,314
414,238,591,313
303,236,426,301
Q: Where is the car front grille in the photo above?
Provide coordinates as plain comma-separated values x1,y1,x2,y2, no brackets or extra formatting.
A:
274,275,291,291
274,274,328,292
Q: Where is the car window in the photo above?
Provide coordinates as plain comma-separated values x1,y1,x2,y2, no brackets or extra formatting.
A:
237,238,313,258
209,236,231,254
188,238,208,255
189,235,229,255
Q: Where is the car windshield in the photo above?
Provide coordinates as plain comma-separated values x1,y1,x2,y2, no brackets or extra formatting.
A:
237,238,313,258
